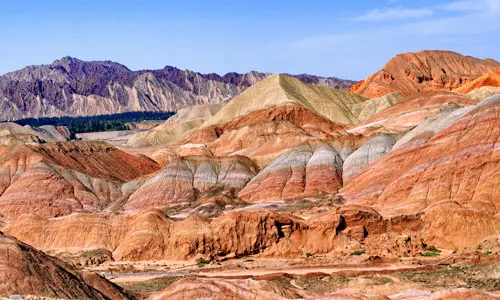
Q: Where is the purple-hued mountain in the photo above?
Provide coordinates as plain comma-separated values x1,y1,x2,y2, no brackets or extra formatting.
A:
0,57,357,120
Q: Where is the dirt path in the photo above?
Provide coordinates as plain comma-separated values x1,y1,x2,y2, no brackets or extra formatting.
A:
195,263,439,278
110,270,189,283
110,263,440,283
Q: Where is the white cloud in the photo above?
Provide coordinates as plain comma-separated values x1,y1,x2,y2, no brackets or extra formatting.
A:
353,7,434,22
294,9,500,50
442,0,500,13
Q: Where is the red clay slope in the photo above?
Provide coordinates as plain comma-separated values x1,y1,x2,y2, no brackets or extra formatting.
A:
349,50,500,98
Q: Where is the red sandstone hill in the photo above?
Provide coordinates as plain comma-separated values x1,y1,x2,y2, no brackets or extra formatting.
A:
349,50,500,98
0,231,129,299
0,141,160,217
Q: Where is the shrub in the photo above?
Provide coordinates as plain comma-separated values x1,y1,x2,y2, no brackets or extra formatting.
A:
197,257,210,267
306,252,313,258
422,246,441,257
352,250,365,256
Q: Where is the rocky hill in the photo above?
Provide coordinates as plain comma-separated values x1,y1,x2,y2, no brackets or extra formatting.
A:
0,56,357,120
349,50,500,98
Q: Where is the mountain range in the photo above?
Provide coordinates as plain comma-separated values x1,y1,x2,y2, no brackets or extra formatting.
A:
0,56,356,120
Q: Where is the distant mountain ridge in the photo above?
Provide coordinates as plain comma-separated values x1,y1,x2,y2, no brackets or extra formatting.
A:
0,56,357,120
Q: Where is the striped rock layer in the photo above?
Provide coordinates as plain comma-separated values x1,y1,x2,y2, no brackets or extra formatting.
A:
341,95,500,249
342,134,396,184
124,155,259,211
347,91,475,136
238,140,348,203
0,141,160,217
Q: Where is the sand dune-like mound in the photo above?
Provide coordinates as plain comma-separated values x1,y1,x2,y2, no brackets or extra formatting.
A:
184,103,357,168
126,103,223,147
351,92,404,121
349,50,500,98
203,74,366,127
342,134,396,184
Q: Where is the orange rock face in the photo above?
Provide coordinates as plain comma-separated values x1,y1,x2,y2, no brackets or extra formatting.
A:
453,68,500,94
0,231,128,299
341,95,500,249
348,91,475,136
349,50,500,98
3,205,426,261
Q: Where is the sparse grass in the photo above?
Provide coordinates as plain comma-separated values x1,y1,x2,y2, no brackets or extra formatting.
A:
82,249,108,258
294,264,500,294
422,246,441,257
294,275,351,293
121,275,184,293
398,264,500,291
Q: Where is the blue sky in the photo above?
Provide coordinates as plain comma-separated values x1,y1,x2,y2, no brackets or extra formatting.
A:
1,0,499,79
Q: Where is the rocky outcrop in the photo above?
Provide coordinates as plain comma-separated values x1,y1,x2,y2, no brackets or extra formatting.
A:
342,135,396,183
123,155,259,211
0,231,129,299
3,205,426,261
0,141,160,217
238,140,350,203
422,201,500,250
0,57,356,120
349,50,500,98
347,91,475,136
340,95,500,248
